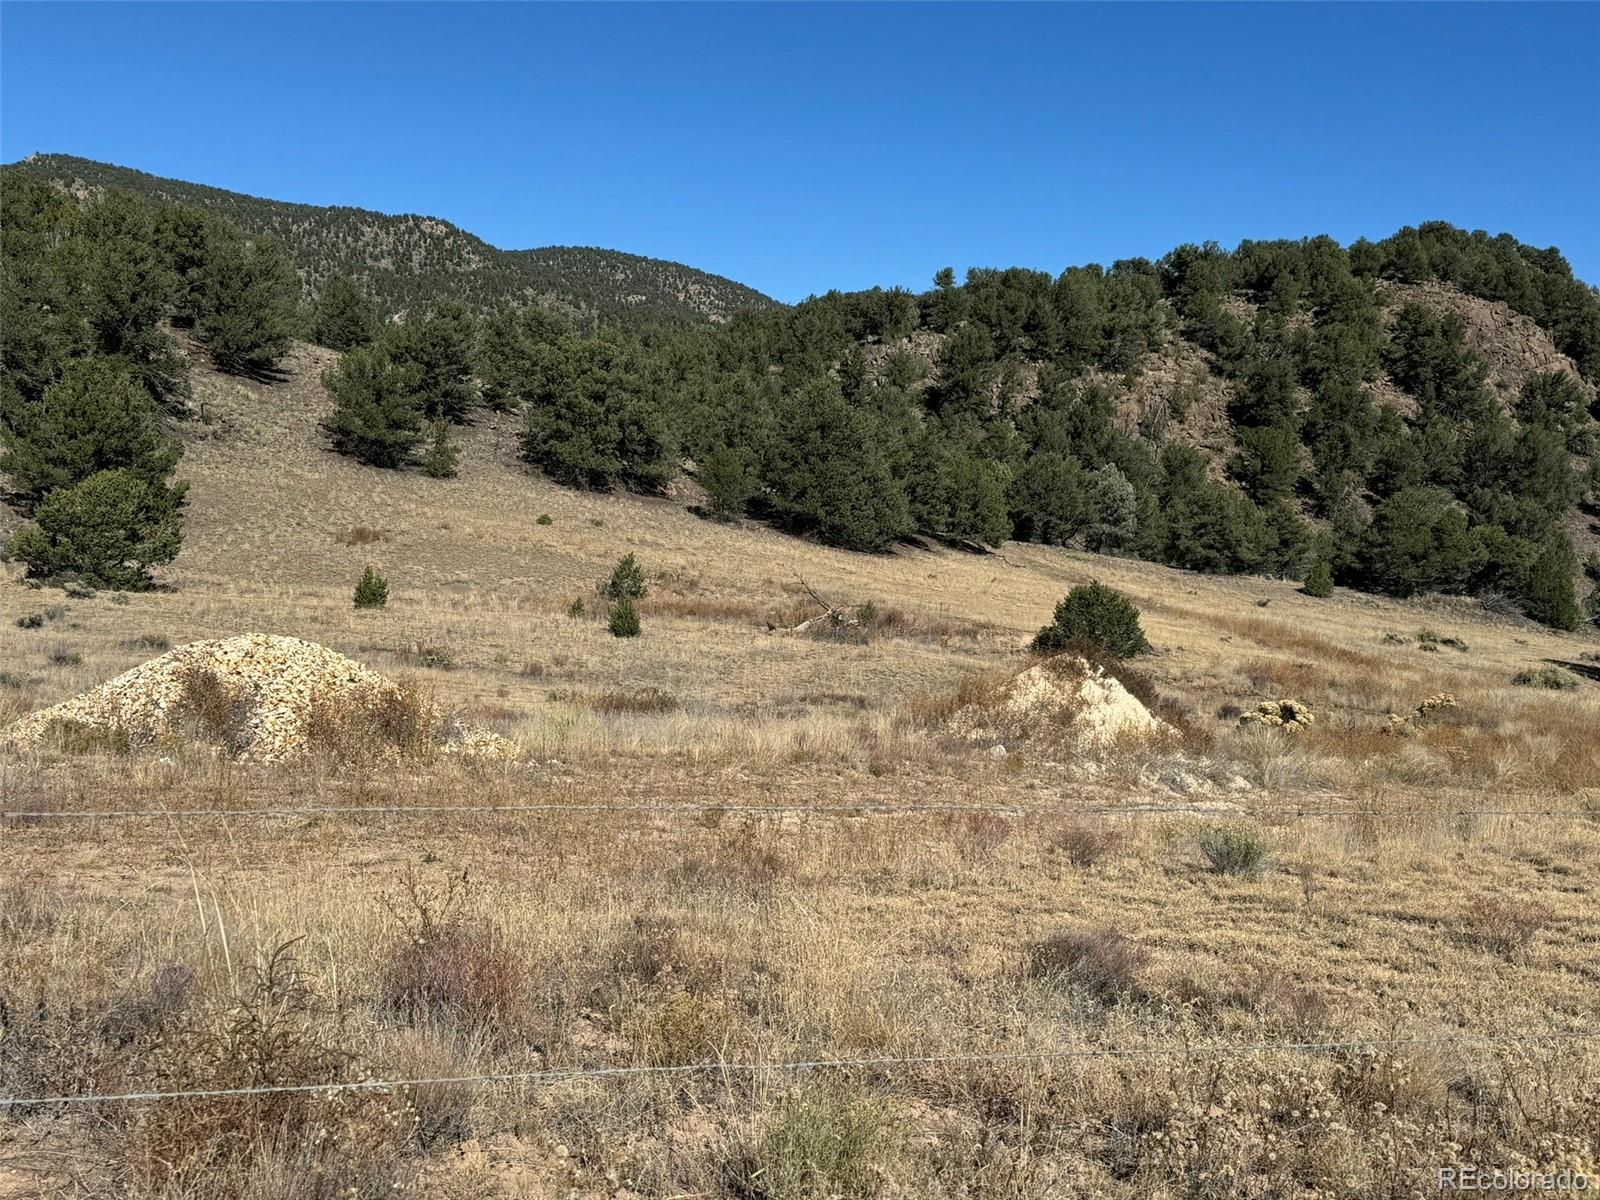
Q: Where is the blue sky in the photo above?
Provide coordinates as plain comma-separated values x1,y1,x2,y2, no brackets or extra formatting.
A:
3,2,1596,301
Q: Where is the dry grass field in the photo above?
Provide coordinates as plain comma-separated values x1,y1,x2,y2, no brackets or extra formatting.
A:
2,345,1598,1198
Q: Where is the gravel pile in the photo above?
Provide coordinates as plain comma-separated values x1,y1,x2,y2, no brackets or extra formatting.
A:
951,656,1169,750
1,633,506,762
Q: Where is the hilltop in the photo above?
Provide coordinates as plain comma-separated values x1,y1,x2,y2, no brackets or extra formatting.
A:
3,153,778,328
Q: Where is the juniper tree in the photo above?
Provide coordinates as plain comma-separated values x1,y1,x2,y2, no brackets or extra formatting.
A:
196,233,299,376
421,421,461,479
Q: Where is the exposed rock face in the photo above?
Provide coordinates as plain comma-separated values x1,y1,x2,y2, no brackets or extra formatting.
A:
1239,699,1316,733
0,634,506,762
951,655,1170,750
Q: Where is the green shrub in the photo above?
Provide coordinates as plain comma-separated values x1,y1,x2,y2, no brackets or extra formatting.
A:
604,553,647,601
536,513,553,526
1198,827,1270,876
1032,580,1150,658
420,421,460,479
353,566,389,610
15,614,44,630
1511,666,1577,691
751,1080,896,1200
567,597,586,619
1301,557,1334,598
608,598,641,638
7,469,183,591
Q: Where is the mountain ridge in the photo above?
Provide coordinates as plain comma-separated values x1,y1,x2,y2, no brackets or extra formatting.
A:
3,153,779,329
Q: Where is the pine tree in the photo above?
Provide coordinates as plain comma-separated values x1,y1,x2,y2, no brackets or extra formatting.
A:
353,565,389,609
1007,452,1088,545
421,421,460,479
1301,556,1334,598
0,357,181,507
322,344,425,468
698,445,752,519
7,469,183,590
392,301,477,423
607,597,641,638
196,233,299,376
1517,534,1579,631
312,276,379,351
604,552,647,601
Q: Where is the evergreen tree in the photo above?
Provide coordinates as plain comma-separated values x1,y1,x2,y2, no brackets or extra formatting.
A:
520,334,675,490
1357,487,1484,597
1032,581,1151,658
196,233,299,376
1302,556,1334,597
353,566,389,609
393,301,478,422
1007,452,1088,545
7,468,183,590
1084,463,1139,552
761,377,910,552
421,420,461,479
1518,534,1579,631
698,445,752,519
607,596,641,638
312,276,379,351
322,343,425,468
0,357,180,507
604,552,647,601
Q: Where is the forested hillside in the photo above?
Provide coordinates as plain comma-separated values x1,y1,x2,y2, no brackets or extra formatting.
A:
3,154,776,328
3,157,1598,629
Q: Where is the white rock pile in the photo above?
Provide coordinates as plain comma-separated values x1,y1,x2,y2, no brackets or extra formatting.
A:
950,656,1170,750
0,633,507,762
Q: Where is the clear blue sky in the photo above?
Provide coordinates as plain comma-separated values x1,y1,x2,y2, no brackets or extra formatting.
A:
3,2,1596,301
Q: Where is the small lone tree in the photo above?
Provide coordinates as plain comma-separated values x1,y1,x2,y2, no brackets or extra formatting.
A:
311,275,379,351
608,597,641,638
353,565,389,609
1032,580,1150,658
1301,556,1334,598
604,552,647,601
7,469,184,591
421,421,461,479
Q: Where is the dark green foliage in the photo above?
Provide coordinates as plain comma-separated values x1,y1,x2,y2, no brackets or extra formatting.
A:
194,232,299,376
322,344,425,468
421,421,460,479
353,566,389,609
1301,556,1334,598
1357,487,1483,598
1518,534,1579,631
906,445,1011,545
607,597,641,638
312,276,379,351
520,334,675,491
604,553,647,601
0,357,180,506
6,155,776,331
1198,827,1269,876
698,445,752,519
760,378,910,553
7,469,182,590
391,302,477,422
1032,581,1150,658
1008,452,1088,545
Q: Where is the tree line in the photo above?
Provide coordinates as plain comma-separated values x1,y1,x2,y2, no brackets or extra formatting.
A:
3,171,1597,630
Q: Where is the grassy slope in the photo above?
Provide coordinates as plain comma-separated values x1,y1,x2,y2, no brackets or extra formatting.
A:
2,346,1598,1198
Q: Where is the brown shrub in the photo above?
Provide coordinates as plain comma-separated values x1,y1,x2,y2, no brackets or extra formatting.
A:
332,526,390,546
1468,898,1554,961
302,679,437,766
379,868,522,1027
1026,929,1146,1002
906,668,1010,729
174,665,254,755
1048,821,1125,868
586,687,680,715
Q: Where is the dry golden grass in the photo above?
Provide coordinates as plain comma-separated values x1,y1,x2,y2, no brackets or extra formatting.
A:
2,346,1598,1198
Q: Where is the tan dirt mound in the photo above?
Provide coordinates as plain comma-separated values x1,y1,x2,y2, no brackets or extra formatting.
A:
950,656,1170,750
0,633,507,762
